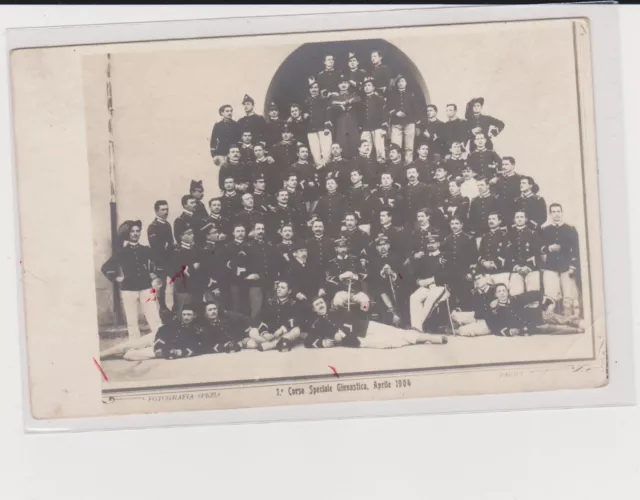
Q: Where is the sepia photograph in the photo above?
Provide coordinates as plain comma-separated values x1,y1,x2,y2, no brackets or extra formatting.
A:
10,15,608,418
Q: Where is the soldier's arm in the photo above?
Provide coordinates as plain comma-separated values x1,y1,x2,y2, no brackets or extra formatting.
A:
100,252,120,283
489,115,505,134
210,123,219,156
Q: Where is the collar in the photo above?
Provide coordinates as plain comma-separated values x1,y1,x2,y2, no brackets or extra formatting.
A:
295,257,307,266
419,225,431,232
277,298,290,304
253,189,264,195
234,239,245,245
428,250,441,257
336,254,348,260
182,210,193,217
452,231,463,236
324,68,334,73
515,225,526,231
333,156,343,162
297,160,308,164
449,117,459,122
409,180,419,187
278,202,288,209
224,191,237,197
256,157,267,163
490,227,500,233
391,159,402,165
155,216,168,224
229,160,240,166
450,155,461,160
281,240,292,245
399,89,406,93
504,171,516,177
365,92,375,97
180,242,194,250
382,222,391,229
243,208,254,213
327,190,337,196
245,112,255,117
522,192,534,198
479,191,491,198
210,213,221,219
353,182,363,189
553,222,565,227
241,143,252,148
428,118,437,123
359,153,370,159
314,235,324,240
476,147,487,153
478,285,490,294
127,242,140,248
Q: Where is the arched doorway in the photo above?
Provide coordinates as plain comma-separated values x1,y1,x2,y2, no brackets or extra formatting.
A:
264,39,430,118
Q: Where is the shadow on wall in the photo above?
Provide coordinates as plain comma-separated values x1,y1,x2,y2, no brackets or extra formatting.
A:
264,38,430,116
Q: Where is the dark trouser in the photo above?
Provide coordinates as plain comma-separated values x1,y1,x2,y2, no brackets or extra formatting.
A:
174,291,202,317
450,273,473,311
231,285,264,319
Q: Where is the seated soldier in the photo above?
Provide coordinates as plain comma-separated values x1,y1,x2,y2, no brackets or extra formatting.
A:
368,234,405,327
249,280,303,352
450,272,498,337
326,235,370,312
199,301,254,352
285,240,327,304
304,296,447,349
488,284,584,337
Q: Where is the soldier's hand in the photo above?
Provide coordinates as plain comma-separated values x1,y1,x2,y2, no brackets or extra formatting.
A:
569,267,576,277
219,233,227,240
489,177,498,185
323,129,331,136
392,314,402,327
262,333,275,342
396,111,406,118
513,265,522,273
520,267,531,276
482,260,491,269
246,273,260,281
423,130,430,138
509,328,520,336
116,276,124,283
296,292,307,301
213,288,221,297
151,278,164,290
465,273,473,281
334,331,347,342
267,156,275,164
322,339,337,348
318,288,327,297
193,263,200,270
414,251,425,259
303,113,310,119
339,272,351,280
308,181,315,187
490,299,499,309
549,244,561,252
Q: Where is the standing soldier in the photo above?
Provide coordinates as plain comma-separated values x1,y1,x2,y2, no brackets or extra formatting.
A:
369,49,392,97
218,145,251,192
219,176,243,218
329,76,362,160
306,218,336,271
234,193,266,235
264,101,284,151
443,178,470,229
478,212,512,287
428,164,451,232
360,76,388,163
492,156,522,226
326,235,370,312
189,180,208,226
275,224,297,276
465,96,505,153
286,103,308,147
247,221,279,319
369,234,406,326
199,222,225,305
147,200,175,314
210,104,241,168
388,74,420,165
383,144,406,185
418,104,447,161
467,178,500,246
442,141,467,181
346,52,368,93
325,142,353,193
317,53,341,99
271,124,299,190
238,94,268,146
514,176,547,230
400,166,430,229
314,177,347,237
375,208,407,259
346,168,373,232
441,217,478,310
173,194,198,245
101,220,163,341
508,210,542,296
283,172,306,213
251,144,279,197
442,104,468,151
369,172,403,234
238,130,256,165
304,77,333,168
341,212,370,261
541,203,580,318
169,227,210,315
269,189,306,240
291,144,317,213
205,197,232,240
467,132,501,180
411,143,437,185
223,224,255,316
353,139,378,187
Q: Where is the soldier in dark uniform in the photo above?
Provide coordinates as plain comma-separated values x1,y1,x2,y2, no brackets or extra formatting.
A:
376,208,408,259
238,94,268,146
147,200,175,313
326,235,370,312
409,233,450,332
410,208,439,259
329,76,361,160
238,130,256,165
388,74,421,165
198,221,225,306
188,180,208,224
223,224,258,317
306,217,336,270
325,142,353,193
369,49,392,97
346,52,368,94
450,272,498,337
169,227,211,316
383,143,406,185
418,104,447,161
275,223,297,274
304,77,333,168
492,156,522,225
443,179,470,229
478,212,511,287
411,143,438,185
205,197,232,239
442,104,468,151
234,193,266,235
317,53,341,98
285,240,327,306
286,103,307,147
467,178,500,243
283,172,305,214
401,166,430,229
246,221,279,320
291,144,318,213
219,145,251,192
219,176,243,218
467,132,501,180
441,217,478,310
173,194,198,245
428,164,451,232
369,234,406,326
514,176,547,230
210,104,241,168
198,301,252,353
360,76,388,163
507,210,542,296
250,173,270,213
153,307,203,359
341,212,371,261
271,124,299,189
264,101,285,151
353,139,378,187
251,144,279,196
465,97,505,153
346,168,373,230
268,189,306,241
314,177,347,237
442,141,467,181
369,172,403,235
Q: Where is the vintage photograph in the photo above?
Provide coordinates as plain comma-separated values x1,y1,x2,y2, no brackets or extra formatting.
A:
11,16,607,418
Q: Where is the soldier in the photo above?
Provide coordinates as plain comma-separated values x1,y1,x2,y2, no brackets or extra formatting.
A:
173,194,198,245
306,217,336,270
466,132,501,180
441,217,478,310
219,176,243,217
147,200,175,313
369,49,392,97
248,221,280,312
376,208,407,259
189,180,208,223
442,178,470,229
317,53,341,98
449,272,498,337
353,139,378,187
205,197,232,239
478,212,511,287
223,224,258,316
100,220,163,341
409,234,450,332
465,96,505,152
541,203,580,317
442,104,468,151
153,306,203,360
428,164,451,232
418,104,447,161
264,101,284,151
275,223,298,273
269,189,305,240
360,76,388,163
210,104,241,167
346,168,373,231
341,212,370,260
329,76,361,159
169,227,210,315
218,145,251,192
346,52,368,93
271,124,299,190
369,234,406,326
467,177,500,244
459,165,479,201
291,145,317,213
286,103,307,147
251,144,279,196
198,222,225,305
492,156,522,224
369,172,403,233
304,77,333,168
383,143,407,185
238,94,268,146
401,166,430,229
314,177,347,237
234,193,266,235
238,130,256,165
514,176,547,230
388,74,420,165
442,141,467,181
250,173,270,213
326,235,370,312
410,208,439,258
198,301,252,354
325,142,353,193
285,240,327,304
283,172,305,213
508,210,542,296
411,143,438,185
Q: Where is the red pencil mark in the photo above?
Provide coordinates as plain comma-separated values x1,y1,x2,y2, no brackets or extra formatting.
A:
93,357,109,382
398,273,403,280
328,365,339,378
168,265,188,287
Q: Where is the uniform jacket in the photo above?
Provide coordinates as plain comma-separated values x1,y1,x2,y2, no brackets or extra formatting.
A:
284,257,326,300
326,254,367,294
202,213,232,238
466,149,501,180
541,222,579,273
383,159,407,185
101,242,156,292
169,243,211,295
346,68,368,93
368,251,404,297
353,155,378,187
271,140,299,183
369,64,392,94
387,89,421,125
247,239,279,284
316,69,342,98
492,172,522,223
238,142,256,165
360,92,387,130
410,225,440,254
467,113,505,145
222,240,253,284
286,116,307,146
199,311,252,353
264,118,285,150
218,161,251,190
441,231,478,274
400,181,430,223
470,284,498,322
173,211,197,245
210,119,241,156
304,311,367,348
306,234,336,270
292,160,319,202
147,217,175,274
513,193,547,230
238,113,268,145
414,250,448,287
154,321,204,359
468,192,500,237
325,157,353,193
254,297,302,333
314,192,348,236
478,227,511,272
219,191,243,218
508,225,541,270
419,118,447,159
488,291,549,336
442,193,470,226
442,156,466,181
347,184,373,224
369,185,403,223
303,95,332,133
234,209,266,235
442,117,468,147
342,227,371,259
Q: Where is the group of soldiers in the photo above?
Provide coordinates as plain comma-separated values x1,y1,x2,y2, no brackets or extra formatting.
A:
100,49,586,361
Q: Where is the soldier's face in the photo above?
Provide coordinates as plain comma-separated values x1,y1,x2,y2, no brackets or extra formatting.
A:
234,227,246,240
156,205,169,219
276,282,290,298
338,81,349,91
450,219,463,233
312,222,324,235
205,304,218,321
380,212,391,226
290,107,301,118
331,144,342,157
283,131,293,142
462,169,474,180
299,148,309,160
475,134,486,148
129,226,141,242
186,199,197,211
364,82,374,94
381,174,392,187
550,206,563,222
192,188,204,200
416,212,428,225
287,177,298,189
477,181,488,194
269,109,279,119
181,310,195,325
222,107,233,119
324,56,334,69
377,243,390,255
254,179,265,191
326,179,337,192
348,58,358,69
514,212,526,226
242,194,254,208
224,179,235,191
473,103,483,114
371,52,381,65
254,146,265,158
446,106,456,118
335,244,348,255
359,141,371,155
520,179,531,192
426,241,439,252
397,78,407,90
242,133,252,144
345,216,357,229
389,149,400,161
488,214,500,229
282,227,293,240
435,168,446,180
501,160,514,173
254,224,265,238
294,248,308,260
496,285,509,302
418,145,429,158
310,84,319,96
450,142,462,155
350,172,362,184
210,200,222,213
206,227,219,241
277,191,289,204
449,181,460,196
243,102,254,114
182,230,195,245
427,107,437,119
407,168,418,182
229,148,241,161
313,298,327,315
474,274,488,289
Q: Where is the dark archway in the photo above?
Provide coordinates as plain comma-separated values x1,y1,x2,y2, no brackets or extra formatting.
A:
264,39,430,117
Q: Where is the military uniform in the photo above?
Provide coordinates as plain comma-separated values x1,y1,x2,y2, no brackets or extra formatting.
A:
284,186,306,214
202,213,232,238
450,283,498,337
285,254,326,303
292,160,319,205
219,191,243,218
514,193,547,230
326,250,370,311
369,185,403,229
360,88,388,162
369,63,392,96
222,238,254,315
419,118,447,160
466,148,501,180
330,90,362,159
275,240,297,273
304,90,333,167
253,295,303,346
252,157,279,196
314,191,347,237
369,245,406,323
286,116,307,146
467,113,505,152
467,192,500,238
250,188,270,213
388,87,420,164
507,224,542,295
147,217,175,311
541,222,580,306
154,320,203,359
346,67,368,93
342,227,370,260
317,68,342,98
428,178,451,231
306,233,336,270
173,211,197,244
409,244,449,332
410,224,440,255
400,181,430,227
325,157,353,193
442,193,470,228
478,227,511,286
268,203,306,240
169,241,211,314
238,142,256,165
411,157,438,185
271,139,299,188
353,154,378,187
376,223,408,258
198,311,252,354
488,291,552,336
218,160,251,191
347,184,373,226
238,112,268,146
441,230,478,309
442,156,466,181
382,158,407,185
492,171,522,224
264,117,285,151
210,119,241,160
442,117,468,149
234,208,266,235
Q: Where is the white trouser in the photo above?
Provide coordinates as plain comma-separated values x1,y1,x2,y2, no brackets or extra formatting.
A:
333,290,370,311
390,123,416,164
543,270,578,302
121,288,162,340
358,321,443,348
509,270,541,296
487,272,510,287
450,310,492,337
307,131,333,166
164,276,174,312
409,285,448,332
361,129,386,162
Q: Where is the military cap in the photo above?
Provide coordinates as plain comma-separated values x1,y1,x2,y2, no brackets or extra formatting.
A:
291,240,308,252
281,123,291,134
333,235,348,247
338,73,350,83
374,233,390,246
388,143,402,153
190,180,203,192
470,97,485,107
396,73,406,81
308,76,317,87
426,233,440,243
242,94,254,105
268,101,278,110
348,52,357,60
363,76,375,84
252,172,266,182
